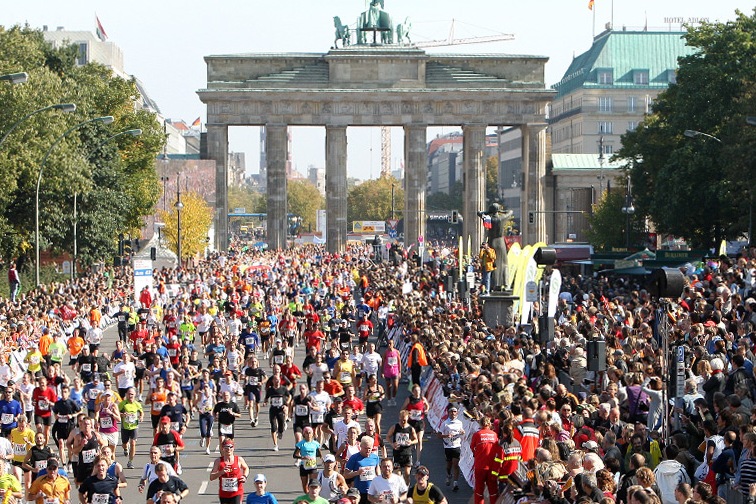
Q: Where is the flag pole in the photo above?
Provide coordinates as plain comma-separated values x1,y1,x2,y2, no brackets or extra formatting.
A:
592,3,596,38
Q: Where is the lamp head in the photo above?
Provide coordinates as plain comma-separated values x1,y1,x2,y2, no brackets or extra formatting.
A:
1,72,29,85
683,130,699,139
97,116,115,125
54,103,77,113
125,129,142,136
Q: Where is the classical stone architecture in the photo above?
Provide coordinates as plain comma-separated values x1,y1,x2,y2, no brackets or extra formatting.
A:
198,47,553,252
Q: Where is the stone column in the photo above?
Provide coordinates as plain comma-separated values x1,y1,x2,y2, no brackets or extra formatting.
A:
206,124,228,251
462,124,486,249
325,125,348,253
523,124,547,244
266,124,288,250
520,125,530,242
403,125,427,248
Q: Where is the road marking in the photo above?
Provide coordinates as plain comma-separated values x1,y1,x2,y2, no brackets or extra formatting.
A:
198,481,208,494
207,462,213,472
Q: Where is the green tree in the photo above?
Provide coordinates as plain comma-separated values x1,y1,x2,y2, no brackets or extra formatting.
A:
616,9,756,249
159,192,213,261
585,187,645,251
228,185,263,215
287,179,324,232
426,181,463,211
347,176,404,225
0,25,163,265
485,155,499,208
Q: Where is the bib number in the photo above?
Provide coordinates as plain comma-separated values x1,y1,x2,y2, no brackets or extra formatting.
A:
1,413,13,424
82,448,97,464
220,423,233,435
99,416,113,429
360,466,376,481
271,397,283,408
92,494,109,504
221,477,238,492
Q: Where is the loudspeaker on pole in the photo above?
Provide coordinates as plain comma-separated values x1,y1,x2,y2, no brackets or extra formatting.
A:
587,339,606,372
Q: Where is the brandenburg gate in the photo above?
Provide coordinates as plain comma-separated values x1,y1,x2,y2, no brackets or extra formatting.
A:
198,4,553,253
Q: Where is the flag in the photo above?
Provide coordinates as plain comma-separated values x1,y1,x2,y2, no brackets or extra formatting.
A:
96,15,108,41
482,215,492,229
192,117,201,128
588,0,594,10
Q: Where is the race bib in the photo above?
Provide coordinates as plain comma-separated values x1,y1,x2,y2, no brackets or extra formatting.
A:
387,357,398,367
43,498,59,504
159,444,174,457
152,401,165,412
220,423,233,435
124,413,138,425
310,412,324,423
271,397,283,408
99,416,113,429
245,337,255,346
221,477,239,493
171,422,180,432
274,355,284,364
303,457,317,469
12,443,26,456
409,409,422,421
81,363,92,372
35,459,47,471
295,405,309,417
247,376,259,386
339,371,351,382
89,389,101,400
1,413,13,424
396,432,410,446
92,493,109,504
82,448,97,463
360,466,376,481
168,349,177,357
38,399,49,411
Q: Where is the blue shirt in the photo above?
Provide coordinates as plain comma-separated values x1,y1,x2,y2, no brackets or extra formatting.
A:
0,399,22,429
295,439,321,460
246,492,278,504
345,452,380,494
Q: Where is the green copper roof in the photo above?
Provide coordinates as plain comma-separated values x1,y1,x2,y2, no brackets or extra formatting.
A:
553,30,694,97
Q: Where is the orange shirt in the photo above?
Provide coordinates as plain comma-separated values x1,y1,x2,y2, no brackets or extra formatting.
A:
89,308,101,327
150,390,168,416
67,336,85,358
38,334,53,356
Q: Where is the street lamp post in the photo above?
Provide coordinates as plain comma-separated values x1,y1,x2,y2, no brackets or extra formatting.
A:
620,175,635,249
35,115,114,286
683,129,722,143
0,103,77,149
683,128,724,248
160,176,169,212
175,173,184,269
0,72,29,85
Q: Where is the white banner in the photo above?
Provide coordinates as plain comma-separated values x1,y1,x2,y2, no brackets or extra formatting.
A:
519,258,538,325
133,258,153,304
547,269,562,318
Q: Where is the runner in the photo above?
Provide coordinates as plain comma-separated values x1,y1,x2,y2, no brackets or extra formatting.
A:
118,387,144,469
95,390,121,452
438,405,464,492
293,479,329,504
385,410,418,485
363,375,385,436
294,426,322,491
316,454,348,503
32,375,57,446
152,416,185,473
193,379,216,454
264,375,291,451
213,390,242,450
292,383,314,445
381,340,401,406
343,437,380,504
401,384,430,467
210,438,250,504
246,473,280,504
406,466,447,504
145,461,189,504
28,457,70,504
137,446,177,495
367,458,408,504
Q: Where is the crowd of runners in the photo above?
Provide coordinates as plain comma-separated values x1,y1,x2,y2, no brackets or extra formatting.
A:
1,242,756,504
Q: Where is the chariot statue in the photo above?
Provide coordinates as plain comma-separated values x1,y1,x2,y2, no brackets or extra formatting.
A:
356,0,393,45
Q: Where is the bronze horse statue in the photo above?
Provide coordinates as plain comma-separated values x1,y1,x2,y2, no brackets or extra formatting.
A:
333,16,351,48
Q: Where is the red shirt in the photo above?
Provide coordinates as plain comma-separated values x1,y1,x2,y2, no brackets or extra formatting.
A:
470,427,499,469
342,397,364,414
305,330,325,352
32,386,58,417
357,320,374,339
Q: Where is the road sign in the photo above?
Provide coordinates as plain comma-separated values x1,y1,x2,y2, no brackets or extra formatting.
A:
387,219,399,229
388,229,397,238
676,346,685,397
465,271,475,288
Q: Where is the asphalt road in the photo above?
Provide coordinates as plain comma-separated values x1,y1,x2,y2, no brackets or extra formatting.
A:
94,324,473,504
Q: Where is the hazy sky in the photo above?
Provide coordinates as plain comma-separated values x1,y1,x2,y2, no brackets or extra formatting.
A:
3,1,752,180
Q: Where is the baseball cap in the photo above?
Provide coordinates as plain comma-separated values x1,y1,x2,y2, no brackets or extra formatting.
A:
582,440,599,451
447,405,458,412
159,416,171,424
346,488,361,498
308,480,321,488
324,454,336,463
416,466,430,476
46,458,59,470
254,474,266,483
337,499,351,504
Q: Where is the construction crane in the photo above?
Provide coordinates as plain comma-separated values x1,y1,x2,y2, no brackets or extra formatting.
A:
415,19,514,48
378,21,514,179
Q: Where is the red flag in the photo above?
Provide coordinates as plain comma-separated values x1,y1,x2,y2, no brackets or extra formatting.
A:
588,0,594,10
96,15,108,41
192,117,201,127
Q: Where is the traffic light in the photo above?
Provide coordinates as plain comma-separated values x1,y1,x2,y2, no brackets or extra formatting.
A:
150,247,157,261
117,233,124,255
451,210,459,224
528,211,535,224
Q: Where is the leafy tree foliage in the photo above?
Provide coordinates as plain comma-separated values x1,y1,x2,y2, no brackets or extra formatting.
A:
586,186,645,251
0,25,163,264
158,192,213,261
485,155,499,208
287,179,324,232
616,9,756,249
347,176,404,225
426,181,462,211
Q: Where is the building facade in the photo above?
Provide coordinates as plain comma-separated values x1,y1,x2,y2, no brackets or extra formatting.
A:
549,29,693,156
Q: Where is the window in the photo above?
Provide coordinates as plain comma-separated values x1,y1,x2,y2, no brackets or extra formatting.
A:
628,122,638,132
667,69,677,84
598,122,613,134
76,43,88,66
603,145,613,155
598,96,612,112
627,96,637,113
633,70,649,85
597,70,613,85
